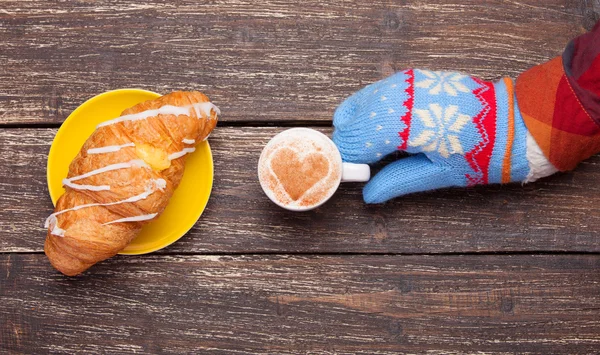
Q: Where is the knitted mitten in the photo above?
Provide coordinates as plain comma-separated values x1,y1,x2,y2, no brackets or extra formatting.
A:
333,70,556,203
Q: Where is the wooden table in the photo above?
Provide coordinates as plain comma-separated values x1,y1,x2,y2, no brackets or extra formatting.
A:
1,1,600,354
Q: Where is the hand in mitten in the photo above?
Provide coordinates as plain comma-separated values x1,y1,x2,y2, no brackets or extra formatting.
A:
333,22,600,204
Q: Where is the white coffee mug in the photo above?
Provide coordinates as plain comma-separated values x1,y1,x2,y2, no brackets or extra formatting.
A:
258,128,370,211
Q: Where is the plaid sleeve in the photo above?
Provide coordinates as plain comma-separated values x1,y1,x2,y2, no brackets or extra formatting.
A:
516,20,600,171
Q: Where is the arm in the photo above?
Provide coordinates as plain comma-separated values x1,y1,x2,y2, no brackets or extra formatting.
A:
333,21,600,203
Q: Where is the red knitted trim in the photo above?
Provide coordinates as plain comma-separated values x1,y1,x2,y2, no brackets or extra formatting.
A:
398,69,414,150
465,79,497,186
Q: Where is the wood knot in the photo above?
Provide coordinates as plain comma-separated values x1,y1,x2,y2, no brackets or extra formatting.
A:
500,298,514,313
372,214,388,241
580,0,599,31
43,89,64,119
236,27,256,44
583,11,599,32
397,279,412,293
275,297,285,316
379,59,396,78
388,321,405,341
381,11,403,31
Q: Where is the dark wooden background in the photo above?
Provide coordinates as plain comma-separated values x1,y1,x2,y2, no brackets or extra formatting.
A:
1,1,600,354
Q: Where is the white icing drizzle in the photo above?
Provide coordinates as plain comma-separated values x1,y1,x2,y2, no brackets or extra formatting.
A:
62,180,110,192
98,105,189,128
97,102,220,128
47,215,66,237
182,138,195,144
153,178,167,190
63,159,148,191
168,147,195,160
103,213,158,226
192,102,221,120
45,179,167,237
53,225,66,237
67,160,147,182
87,143,135,155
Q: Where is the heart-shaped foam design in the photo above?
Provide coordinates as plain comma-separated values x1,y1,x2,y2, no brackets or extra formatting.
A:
270,147,330,201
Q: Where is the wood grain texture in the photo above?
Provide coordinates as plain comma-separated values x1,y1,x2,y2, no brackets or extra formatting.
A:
581,0,600,30
0,0,591,124
2,1,600,354
3,127,600,254
1,254,599,354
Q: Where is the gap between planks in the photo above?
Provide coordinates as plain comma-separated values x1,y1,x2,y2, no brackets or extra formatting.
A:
2,250,600,256
0,120,336,129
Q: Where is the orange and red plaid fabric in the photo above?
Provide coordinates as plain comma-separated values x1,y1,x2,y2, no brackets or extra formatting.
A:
516,20,600,171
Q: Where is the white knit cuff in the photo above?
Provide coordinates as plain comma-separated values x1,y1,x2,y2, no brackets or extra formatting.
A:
524,132,559,183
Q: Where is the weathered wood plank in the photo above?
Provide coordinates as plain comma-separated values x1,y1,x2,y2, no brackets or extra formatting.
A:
2,127,600,254
581,0,600,30
1,254,598,354
0,0,589,124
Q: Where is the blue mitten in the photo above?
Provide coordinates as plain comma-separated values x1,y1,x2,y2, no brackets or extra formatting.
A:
333,69,557,203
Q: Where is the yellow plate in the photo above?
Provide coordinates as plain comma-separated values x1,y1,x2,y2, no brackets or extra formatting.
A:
47,88,214,255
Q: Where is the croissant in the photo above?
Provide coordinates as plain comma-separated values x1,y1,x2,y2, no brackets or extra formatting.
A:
44,91,219,276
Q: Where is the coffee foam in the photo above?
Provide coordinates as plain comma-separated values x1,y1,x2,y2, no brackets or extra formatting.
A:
258,129,342,209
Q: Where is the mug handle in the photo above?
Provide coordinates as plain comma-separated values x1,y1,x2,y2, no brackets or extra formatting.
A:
341,163,370,182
